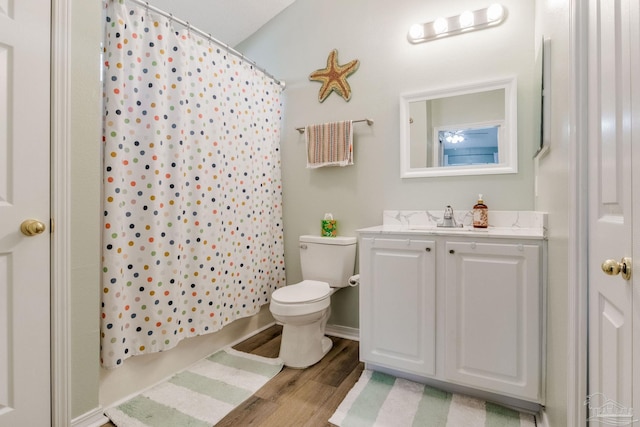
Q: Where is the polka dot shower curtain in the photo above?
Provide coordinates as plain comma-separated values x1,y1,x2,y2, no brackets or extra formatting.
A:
101,0,286,368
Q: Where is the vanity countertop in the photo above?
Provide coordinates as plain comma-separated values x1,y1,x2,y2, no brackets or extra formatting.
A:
358,210,547,240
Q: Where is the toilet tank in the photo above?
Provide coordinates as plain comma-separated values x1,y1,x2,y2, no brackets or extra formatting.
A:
299,235,357,288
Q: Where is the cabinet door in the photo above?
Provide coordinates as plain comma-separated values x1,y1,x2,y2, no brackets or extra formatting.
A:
359,237,436,376
444,241,540,401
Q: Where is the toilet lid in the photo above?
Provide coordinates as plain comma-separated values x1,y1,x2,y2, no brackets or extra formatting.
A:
272,280,331,304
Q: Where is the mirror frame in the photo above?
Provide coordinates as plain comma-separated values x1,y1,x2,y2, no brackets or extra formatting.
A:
400,76,518,178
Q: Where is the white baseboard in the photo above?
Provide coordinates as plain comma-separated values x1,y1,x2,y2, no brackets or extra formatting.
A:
273,321,359,341
227,320,277,347
71,408,109,427
325,324,359,341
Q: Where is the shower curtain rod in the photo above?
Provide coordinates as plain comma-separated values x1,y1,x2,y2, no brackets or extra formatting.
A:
127,0,286,89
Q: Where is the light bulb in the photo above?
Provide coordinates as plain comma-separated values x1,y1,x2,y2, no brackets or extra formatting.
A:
487,4,504,21
409,23,425,40
459,11,474,28
433,17,448,35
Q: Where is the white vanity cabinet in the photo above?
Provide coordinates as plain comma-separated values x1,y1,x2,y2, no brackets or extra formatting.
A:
443,240,542,402
358,213,547,408
359,236,436,377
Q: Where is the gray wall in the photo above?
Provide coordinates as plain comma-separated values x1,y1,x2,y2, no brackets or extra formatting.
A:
534,2,571,426
238,0,537,328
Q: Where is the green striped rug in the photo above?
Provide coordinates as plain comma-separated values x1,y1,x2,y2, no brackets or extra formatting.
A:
329,370,537,427
105,348,283,427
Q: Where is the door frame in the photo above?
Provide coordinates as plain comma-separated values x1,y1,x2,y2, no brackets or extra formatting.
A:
567,0,589,425
51,0,72,425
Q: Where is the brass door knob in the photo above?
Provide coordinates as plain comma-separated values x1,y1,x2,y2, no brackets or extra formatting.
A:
20,219,46,236
601,257,632,281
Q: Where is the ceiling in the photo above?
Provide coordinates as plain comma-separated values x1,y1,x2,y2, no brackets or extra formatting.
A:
147,0,297,47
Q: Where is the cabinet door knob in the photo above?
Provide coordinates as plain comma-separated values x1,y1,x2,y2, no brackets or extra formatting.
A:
449,249,455,254
426,247,431,252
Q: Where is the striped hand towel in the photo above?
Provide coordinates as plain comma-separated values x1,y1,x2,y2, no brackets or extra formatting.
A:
305,120,354,168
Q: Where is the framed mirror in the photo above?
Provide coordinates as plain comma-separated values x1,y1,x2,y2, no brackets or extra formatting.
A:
400,76,517,178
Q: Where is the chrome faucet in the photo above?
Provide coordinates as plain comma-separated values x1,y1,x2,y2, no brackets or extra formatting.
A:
438,205,461,228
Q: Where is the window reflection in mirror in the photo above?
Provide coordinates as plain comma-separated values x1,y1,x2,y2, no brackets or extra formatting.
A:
410,89,504,168
437,123,501,166
400,77,517,178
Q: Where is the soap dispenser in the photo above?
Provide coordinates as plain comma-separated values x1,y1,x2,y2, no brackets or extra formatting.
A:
473,194,488,228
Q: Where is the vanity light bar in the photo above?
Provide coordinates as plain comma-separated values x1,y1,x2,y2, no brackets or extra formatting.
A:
408,4,506,44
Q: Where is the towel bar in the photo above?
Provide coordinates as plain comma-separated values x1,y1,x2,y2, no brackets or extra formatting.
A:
296,118,374,134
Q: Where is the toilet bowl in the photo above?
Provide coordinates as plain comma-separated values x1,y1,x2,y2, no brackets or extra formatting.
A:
270,280,333,368
269,235,357,368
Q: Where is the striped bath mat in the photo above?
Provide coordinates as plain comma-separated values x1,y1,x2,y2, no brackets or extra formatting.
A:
105,348,283,427
329,370,537,427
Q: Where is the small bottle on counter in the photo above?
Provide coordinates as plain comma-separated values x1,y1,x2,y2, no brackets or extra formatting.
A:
473,194,488,228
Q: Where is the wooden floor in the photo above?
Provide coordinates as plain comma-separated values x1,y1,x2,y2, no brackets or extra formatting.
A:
101,324,364,427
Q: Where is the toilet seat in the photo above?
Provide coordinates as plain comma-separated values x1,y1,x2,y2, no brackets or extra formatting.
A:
270,280,331,317
272,280,331,304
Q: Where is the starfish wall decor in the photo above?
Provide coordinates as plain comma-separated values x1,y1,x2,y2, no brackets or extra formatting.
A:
309,49,360,102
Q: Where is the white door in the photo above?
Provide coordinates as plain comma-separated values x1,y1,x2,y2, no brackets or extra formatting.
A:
587,0,637,422
0,1,51,426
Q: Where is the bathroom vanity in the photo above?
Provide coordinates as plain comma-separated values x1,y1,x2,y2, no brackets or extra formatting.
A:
358,210,547,411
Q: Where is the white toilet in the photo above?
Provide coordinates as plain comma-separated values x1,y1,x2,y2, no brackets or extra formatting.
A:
269,235,357,368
